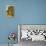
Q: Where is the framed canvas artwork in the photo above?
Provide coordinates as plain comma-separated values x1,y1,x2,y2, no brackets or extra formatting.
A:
6,5,15,16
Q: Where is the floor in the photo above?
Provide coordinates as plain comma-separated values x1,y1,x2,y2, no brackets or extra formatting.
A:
0,40,46,46
0,44,18,46
19,40,46,46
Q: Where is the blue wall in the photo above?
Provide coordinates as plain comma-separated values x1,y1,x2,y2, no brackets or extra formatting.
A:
0,0,46,44
16,0,46,24
0,0,17,44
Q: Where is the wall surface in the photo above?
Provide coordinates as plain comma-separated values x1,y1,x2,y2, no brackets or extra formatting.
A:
0,0,46,45
0,0,17,44
16,0,46,24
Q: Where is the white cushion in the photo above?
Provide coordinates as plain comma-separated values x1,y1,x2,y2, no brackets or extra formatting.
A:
32,35,45,41
21,30,28,39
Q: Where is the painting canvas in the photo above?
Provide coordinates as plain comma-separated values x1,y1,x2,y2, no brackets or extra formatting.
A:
6,5,14,16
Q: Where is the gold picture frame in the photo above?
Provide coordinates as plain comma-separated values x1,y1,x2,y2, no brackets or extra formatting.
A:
6,5,14,16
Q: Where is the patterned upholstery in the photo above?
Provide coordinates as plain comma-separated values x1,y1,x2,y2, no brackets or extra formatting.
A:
20,25,46,41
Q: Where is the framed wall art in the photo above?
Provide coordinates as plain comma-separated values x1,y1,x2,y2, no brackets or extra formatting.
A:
6,5,15,16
